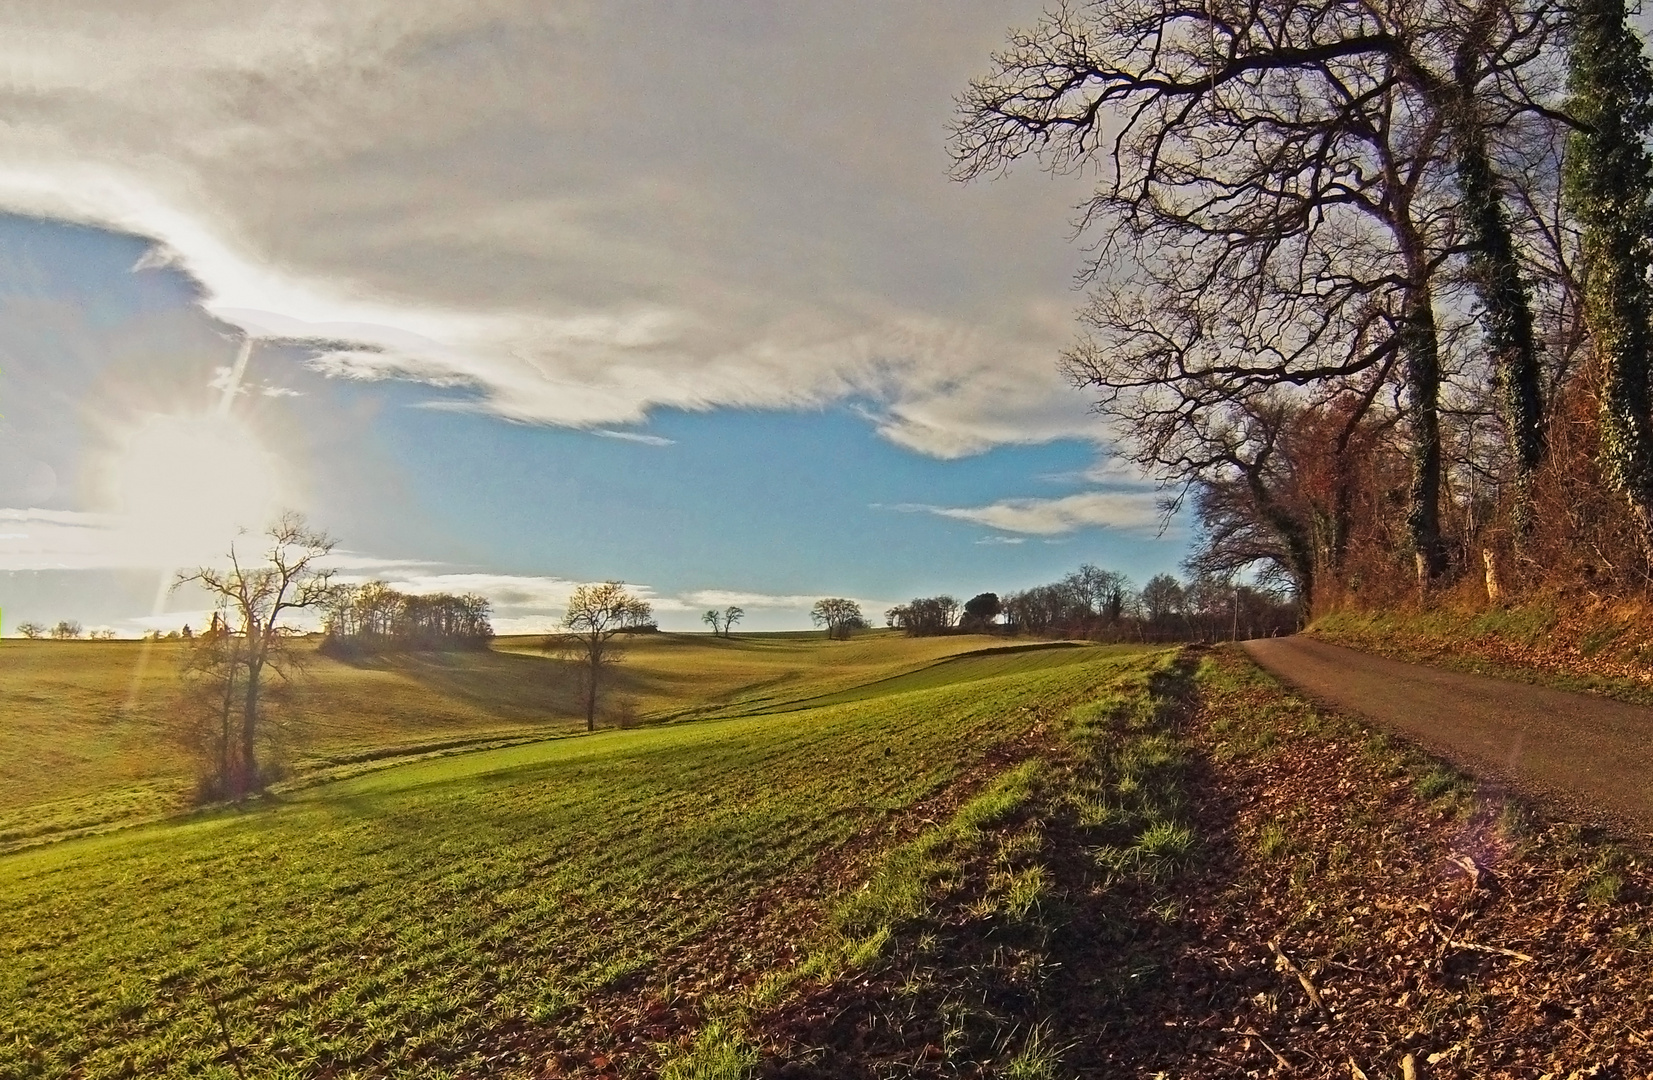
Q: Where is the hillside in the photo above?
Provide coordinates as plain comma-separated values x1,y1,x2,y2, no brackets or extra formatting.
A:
0,638,1150,1079
0,631,1024,848
4,635,1650,1078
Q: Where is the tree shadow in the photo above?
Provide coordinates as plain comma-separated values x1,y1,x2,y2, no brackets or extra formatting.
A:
755,658,1298,1078
321,648,591,722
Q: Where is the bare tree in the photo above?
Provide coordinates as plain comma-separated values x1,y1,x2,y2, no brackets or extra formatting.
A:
51,620,83,640
702,609,723,635
16,622,45,639
560,582,652,732
1140,575,1186,625
177,513,337,799
954,0,1567,587
721,605,744,636
810,598,864,640
1063,564,1131,623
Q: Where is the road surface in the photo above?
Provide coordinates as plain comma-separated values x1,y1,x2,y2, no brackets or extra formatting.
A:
1241,636,1653,837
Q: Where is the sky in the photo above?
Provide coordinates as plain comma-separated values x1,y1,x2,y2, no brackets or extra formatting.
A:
0,0,1188,635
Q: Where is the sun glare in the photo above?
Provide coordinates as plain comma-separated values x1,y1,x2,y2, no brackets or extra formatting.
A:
106,411,287,565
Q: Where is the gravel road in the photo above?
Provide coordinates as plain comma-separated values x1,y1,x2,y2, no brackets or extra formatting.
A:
1241,636,1653,838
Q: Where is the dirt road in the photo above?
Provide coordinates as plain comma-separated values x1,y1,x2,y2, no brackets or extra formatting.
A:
1241,636,1653,837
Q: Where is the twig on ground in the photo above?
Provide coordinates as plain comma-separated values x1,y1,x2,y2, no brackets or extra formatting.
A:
206,983,248,1080
1426,922,1535,963
1269,940,1329,1014
1242,1027,1293,1071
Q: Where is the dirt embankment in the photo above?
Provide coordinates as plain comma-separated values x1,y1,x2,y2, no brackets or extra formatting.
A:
1310,603,1653,707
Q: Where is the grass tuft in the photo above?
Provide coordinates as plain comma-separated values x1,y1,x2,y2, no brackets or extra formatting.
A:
1413,766,1459,800
1254,821,1291,860
1003,1020,1067,1080
659,1020,758,1080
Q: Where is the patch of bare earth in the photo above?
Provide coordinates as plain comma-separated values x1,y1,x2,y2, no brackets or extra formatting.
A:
750,649,1653,1079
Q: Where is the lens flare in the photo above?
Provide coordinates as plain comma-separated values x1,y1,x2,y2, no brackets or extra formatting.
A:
106,411,286,564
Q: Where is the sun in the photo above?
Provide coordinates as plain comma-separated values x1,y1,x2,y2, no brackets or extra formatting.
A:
106,410,288,565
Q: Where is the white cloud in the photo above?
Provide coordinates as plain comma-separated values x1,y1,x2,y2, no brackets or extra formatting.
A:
896,490,1168,536
594,429,674,446
367,572,581,609
0,0,1096,455
975,535,1026,545
682,590,830,610
0,507,136,570
1038,454,1148,487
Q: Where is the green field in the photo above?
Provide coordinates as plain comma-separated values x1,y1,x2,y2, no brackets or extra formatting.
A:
0,631,1031,847
0,633,1160,1078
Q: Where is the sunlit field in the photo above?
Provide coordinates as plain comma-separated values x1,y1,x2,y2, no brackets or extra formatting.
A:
0,630,1029,848
0,640,1159,1079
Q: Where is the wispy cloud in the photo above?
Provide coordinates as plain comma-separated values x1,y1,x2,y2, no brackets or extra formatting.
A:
975,535,1026,545
1037,455,1146,487
0,507,134,570
890,490,1167,536
594,429,674,446
0,2,1098,458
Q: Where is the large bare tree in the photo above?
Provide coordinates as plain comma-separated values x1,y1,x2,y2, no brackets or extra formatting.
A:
953,0,1567,589
177,513,337,798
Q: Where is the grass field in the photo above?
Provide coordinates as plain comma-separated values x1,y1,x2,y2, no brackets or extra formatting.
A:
0,630,1024,846
0,637,1160,1079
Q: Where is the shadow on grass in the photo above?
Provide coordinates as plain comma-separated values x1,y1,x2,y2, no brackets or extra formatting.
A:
320,648,603,722
752,651,1266,1078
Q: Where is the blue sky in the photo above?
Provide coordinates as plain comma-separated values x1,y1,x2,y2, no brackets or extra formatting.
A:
0,2,1188,633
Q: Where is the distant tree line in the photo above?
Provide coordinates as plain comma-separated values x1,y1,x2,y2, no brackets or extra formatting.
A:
885,595,960,635
320,581,494,656
889,564,1294,642
13,620,119,640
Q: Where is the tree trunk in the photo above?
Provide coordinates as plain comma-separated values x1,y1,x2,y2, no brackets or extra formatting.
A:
219,653,238,797
585,655,598,732
242,647,263,797
1454,127,1545,535
1402,288,1448,584
1567,0,1653,563
1448,2,1546,538
1243,463,1316,615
